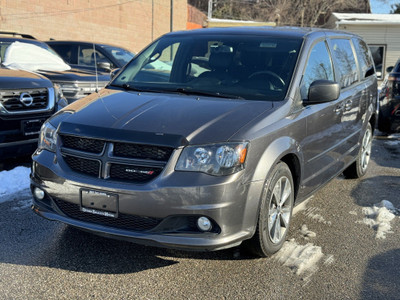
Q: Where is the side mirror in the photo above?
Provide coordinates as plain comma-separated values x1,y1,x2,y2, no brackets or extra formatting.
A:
97,62,112,71
365,66,375,78
307,80,340,104
386,66,394,73
110,68,121,79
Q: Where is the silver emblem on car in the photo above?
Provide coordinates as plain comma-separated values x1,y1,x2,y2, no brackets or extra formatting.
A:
19,92,34,107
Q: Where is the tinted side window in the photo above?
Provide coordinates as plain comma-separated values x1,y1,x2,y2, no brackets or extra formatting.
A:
50,44,76,64
300,41,334,100
353,38,374,79
78,45,109,67
330,39,359,88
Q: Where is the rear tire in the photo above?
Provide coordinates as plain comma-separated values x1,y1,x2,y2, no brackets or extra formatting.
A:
343,123,372,179
244,162,294,257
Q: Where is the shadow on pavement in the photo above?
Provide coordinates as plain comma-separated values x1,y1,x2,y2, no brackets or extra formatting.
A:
0,155,32,171
0,200,254,275
350,175,400,208
361,248,400,299
372,134,400,169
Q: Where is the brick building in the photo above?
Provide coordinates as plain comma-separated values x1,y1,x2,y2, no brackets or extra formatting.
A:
0,0,187,53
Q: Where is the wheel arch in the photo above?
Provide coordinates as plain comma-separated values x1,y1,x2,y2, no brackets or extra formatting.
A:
243,136,303,236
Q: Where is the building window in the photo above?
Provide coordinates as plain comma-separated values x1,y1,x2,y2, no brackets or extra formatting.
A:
368,45,386,80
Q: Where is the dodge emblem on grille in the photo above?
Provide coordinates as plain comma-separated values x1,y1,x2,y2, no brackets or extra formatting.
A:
19,92,34,107
125,168,154,175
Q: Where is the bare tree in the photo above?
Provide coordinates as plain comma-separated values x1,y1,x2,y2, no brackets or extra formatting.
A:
190,0,371,27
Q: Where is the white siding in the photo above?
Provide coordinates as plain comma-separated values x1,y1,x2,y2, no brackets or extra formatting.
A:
338,24,400,74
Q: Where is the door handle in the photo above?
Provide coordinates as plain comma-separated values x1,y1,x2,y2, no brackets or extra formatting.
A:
334,104,343,114
345,99,352,111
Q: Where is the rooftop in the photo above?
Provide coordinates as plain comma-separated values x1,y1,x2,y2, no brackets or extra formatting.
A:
332,13,400,24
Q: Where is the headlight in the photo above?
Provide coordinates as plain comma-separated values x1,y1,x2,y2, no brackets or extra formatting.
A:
176,142,248,176
38,121,58,152
54,83,68,110
56,82,79,96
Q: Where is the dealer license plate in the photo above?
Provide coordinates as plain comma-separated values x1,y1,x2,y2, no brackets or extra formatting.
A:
80,189,118,218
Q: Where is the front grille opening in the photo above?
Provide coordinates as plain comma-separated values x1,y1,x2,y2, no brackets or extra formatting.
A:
59,135,174,183
61,135,105,154
53,198,162,231
109,163,162,183
63,155,100,177
113,142,173,161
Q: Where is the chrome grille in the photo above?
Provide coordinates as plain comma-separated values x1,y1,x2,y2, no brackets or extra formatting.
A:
0,88,48,112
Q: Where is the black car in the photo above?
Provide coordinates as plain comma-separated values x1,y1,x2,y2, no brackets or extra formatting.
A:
46,40,134,73
0,67,66,159
378,59,400,133
0,33,110,103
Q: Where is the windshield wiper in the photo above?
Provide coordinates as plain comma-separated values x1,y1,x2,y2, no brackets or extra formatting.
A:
173,88,244,99
110,83,162,94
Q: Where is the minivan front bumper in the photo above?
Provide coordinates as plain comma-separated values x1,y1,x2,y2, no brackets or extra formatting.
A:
31,150,263,251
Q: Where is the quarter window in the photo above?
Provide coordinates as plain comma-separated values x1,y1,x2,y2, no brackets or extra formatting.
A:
368,45,385,80
353,38,374,80
330,39,359,88
300,41,334,100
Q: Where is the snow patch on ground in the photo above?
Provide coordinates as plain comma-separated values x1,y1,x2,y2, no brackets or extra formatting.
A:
349,210,358,216
302,207,332,225
274,239,326,281
0,167,32,210
357,200,398,239
299,224,316,240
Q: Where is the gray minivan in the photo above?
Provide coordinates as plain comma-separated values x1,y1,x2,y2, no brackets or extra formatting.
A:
31,27,377,257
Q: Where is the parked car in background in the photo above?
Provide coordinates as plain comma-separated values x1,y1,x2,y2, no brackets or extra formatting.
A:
378,59,400,133
46,40,134,73
0,67,66,159
31,27,377,257
0,32,110,103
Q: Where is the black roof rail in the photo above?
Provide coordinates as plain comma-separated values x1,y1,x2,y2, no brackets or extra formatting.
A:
0,31,36,40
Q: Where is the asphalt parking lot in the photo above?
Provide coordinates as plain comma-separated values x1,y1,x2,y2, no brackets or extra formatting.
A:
0,133,399,300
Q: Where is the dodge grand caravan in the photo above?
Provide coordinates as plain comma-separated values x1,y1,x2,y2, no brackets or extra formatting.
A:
31,27,377,257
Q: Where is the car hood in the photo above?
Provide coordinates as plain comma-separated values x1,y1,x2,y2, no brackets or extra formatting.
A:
38,68,110,82
56,88,274,145
0,68,53,89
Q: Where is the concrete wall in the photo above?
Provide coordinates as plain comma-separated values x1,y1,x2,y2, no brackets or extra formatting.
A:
0,0,187,53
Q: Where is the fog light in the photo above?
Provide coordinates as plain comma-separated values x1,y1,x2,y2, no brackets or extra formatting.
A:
33,187,45,200
197,216,212,232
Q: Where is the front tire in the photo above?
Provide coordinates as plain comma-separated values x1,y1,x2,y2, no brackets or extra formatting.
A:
244,162,294,257
343,123,372,179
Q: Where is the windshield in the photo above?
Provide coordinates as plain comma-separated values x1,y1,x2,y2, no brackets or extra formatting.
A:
102,45,134,66
2,41,71,72
111,34,302,101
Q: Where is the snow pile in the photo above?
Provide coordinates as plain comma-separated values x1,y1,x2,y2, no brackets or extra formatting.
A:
274,239,324,277
358,200,398,239
0,166,31,201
